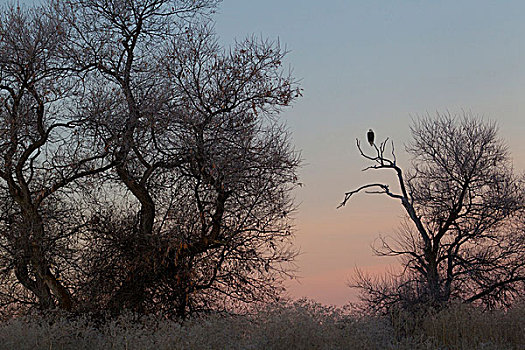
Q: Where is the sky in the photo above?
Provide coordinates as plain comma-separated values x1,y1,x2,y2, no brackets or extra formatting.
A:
11,0,525,306
213,0,525,305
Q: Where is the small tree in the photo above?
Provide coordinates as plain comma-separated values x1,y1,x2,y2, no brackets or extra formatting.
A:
341,113,524,310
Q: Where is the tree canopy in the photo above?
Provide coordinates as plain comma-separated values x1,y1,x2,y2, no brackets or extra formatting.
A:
341,113,525,311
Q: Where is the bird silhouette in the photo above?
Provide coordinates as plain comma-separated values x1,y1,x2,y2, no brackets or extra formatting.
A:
367,129,374,146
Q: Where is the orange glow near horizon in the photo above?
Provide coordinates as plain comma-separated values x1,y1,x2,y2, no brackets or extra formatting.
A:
283,185,408,306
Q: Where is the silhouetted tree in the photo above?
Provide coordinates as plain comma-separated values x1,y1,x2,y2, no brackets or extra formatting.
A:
0,4,112,312
0,0,301,318
341,113,525,310
56,0,299,317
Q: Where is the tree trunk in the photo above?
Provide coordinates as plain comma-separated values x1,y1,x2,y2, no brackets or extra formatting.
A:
14,259,54,309
20,206,75,310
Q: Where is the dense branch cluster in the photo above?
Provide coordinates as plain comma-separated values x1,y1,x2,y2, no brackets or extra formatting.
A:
0,0,301,318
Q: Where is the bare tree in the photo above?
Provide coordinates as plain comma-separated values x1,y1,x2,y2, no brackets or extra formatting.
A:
50,0,302,317
0,4,112,312
0,0,301,317
340,113,525,310
156,28,300,316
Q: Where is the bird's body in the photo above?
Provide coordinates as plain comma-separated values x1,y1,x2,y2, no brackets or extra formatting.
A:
367,129,374,146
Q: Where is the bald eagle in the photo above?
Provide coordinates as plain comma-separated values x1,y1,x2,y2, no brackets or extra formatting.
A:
367,129,374,146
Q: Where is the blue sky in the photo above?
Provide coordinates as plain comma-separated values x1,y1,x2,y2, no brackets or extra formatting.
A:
10,0,525,305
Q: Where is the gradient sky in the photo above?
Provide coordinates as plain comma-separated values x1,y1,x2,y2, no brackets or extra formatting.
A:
12,0,525,306
214,0,525,305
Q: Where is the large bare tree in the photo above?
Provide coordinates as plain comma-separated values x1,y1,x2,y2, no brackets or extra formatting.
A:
0,0,302,318
48,0,301,317
341,113,525,310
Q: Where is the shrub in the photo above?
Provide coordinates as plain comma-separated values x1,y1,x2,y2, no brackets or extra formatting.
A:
0,300,523,349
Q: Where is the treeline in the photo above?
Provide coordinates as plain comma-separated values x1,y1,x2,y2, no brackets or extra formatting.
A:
0,0,301,318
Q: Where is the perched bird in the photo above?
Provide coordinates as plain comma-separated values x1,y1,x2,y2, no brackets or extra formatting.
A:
367,129,375,146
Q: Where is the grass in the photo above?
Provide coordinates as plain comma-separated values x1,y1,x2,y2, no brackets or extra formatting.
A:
0,299,523,349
